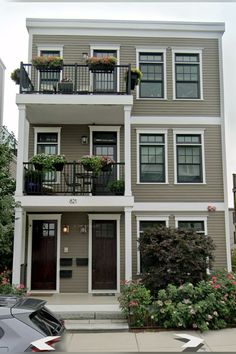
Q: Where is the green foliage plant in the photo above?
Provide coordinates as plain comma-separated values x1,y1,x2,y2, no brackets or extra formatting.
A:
0,143,15,271
118,280,152,327
10,69,20,84
79,155,103,175
108,180,125,195
139,226,215,292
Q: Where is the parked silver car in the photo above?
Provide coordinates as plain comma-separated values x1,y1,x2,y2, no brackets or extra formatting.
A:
0,296,66,352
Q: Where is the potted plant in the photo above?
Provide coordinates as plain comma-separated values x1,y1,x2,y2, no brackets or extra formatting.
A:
30,153,66,171
100,156,115,172
24,169,42,194
11,68,20,85
32,56,63,71
79,155,102,175
86,56,117,73
57,77,73,93
51,155,66,171
126,68,142,90
108,180,125,195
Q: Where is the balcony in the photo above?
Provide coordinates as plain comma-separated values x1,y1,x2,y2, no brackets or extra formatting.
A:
23,162,125,196
19,63,132,95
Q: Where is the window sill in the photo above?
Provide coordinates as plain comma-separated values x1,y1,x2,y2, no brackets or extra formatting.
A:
173,98,204,101
174,182,207,185
136,182,169,185
136,98,167,101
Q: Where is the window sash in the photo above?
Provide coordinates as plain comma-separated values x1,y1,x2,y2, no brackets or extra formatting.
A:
178,220,205,234
175,54,200,99
139,52,164,98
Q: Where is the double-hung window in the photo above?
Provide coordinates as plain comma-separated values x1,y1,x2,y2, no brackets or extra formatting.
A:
176,134,203,183
139,133,166,183
39,50,61,91
178,220,205,234
139,52,164,98
34,128,61,183
174,53,201,99
137,218,168,274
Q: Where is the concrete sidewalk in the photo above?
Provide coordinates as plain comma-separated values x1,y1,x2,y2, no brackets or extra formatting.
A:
65,328,236,352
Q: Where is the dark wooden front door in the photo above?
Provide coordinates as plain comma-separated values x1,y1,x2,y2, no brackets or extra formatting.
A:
92,220,117,290
31,220,57,290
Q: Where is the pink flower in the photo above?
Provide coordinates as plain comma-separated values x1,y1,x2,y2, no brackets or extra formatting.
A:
211,276,217,283
128,300,139,307
16,284,25,289
231,281,236,285
1,278,8,285
213,284,221,289
226,274,233,280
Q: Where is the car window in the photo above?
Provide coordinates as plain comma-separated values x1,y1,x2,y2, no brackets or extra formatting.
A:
30,307,62,336
0,327,4,339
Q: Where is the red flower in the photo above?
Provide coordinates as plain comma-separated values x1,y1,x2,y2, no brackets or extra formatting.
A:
231,281,236,285
226,274,233,280
213,284,221,289
211,276,217,283
128,300,139,307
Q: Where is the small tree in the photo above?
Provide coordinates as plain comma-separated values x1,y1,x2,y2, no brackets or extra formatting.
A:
0,142,15,271
139,226,215,293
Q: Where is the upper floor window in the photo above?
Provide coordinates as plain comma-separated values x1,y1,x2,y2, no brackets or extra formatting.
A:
174,53,201,99
39,50,61,92
139,133,166,183
176,134,203,183
139,52,164,98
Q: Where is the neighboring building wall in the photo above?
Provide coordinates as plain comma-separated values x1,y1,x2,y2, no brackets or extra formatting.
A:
0,59,5,128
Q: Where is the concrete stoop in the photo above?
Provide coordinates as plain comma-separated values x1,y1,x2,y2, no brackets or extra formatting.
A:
65,319,129,332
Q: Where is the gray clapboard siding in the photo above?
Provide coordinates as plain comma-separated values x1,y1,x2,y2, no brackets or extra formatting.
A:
131,124,224,202
28,125,124,162
32,35,220,117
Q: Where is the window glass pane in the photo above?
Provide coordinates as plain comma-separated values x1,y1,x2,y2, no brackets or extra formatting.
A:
176,83,199,99
178,221,204,233
38,133,58,143
140,220,166,231
175,54,199,62
139,53,163,62
140,135,164,144
140,82,163,98
176,135,201,144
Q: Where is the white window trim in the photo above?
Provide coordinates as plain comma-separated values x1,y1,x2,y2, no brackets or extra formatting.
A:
36,46,64,90
136,128,168,184
173,128,206,185
172,49,203,100
136,48,167,100
90,46,120,93
88,214,121,294
175,216,208,235
34,127,62,156
136,215,169,274
27,214,61,293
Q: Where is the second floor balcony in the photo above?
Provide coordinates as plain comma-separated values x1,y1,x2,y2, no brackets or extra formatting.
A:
19,63,132,96
23,162,125,196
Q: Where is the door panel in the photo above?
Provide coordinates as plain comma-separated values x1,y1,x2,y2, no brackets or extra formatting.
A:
31,220,57,290
92,220,117,290
93,50,117,92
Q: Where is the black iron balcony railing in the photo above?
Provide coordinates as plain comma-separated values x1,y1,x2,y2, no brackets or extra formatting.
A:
19,63,132,95
23,162,125,196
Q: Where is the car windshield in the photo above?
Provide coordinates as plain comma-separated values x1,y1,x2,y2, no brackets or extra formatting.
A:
30,307,62,336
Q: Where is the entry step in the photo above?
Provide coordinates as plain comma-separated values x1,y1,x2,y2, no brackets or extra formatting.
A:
65,319,129,332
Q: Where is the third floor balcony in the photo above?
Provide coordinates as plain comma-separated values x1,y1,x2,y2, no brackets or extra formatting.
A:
19,63,133,96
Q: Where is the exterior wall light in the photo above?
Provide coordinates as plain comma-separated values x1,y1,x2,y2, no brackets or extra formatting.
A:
82,52,89,60
81,135,88,145
62,225,70,234
79,225,88,234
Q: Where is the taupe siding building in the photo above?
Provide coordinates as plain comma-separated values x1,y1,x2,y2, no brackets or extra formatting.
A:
12,19,230,294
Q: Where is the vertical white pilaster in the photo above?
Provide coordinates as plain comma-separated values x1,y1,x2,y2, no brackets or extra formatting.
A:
12,207,25,285
15,105,29,196
125,207,132,281
124,105,132,196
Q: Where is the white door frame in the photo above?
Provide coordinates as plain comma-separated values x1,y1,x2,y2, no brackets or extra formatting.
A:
88,214,121,293
27,214,61,293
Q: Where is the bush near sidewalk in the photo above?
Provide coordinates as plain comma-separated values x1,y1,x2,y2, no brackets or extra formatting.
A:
119,271,236,331
139,226,215,292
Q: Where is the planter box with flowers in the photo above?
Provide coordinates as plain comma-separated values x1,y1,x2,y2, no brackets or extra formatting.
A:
32,56,63,71
30,153,66,171
86,56,117,73
57,77,73,93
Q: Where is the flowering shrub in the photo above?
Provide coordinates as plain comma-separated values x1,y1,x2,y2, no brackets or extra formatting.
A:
118,280,152,327
100,156,115,167
0,270,27,296
79,155,115,175
119,271,236,331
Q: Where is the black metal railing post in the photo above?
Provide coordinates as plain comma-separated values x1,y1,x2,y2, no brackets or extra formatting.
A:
72,161,76,195
20,62,23,93
74,63,78,93
127,64,131,94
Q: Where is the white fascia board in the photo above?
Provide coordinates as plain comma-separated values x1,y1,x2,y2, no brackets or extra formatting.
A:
133,202,225,212
26,18,225,34
131,116,221,125
0,59,6,70
16,94,133,106
16,196,134,209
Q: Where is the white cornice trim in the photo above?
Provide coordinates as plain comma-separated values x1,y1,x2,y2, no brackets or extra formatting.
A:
0,59,6,70
26,18,225,33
